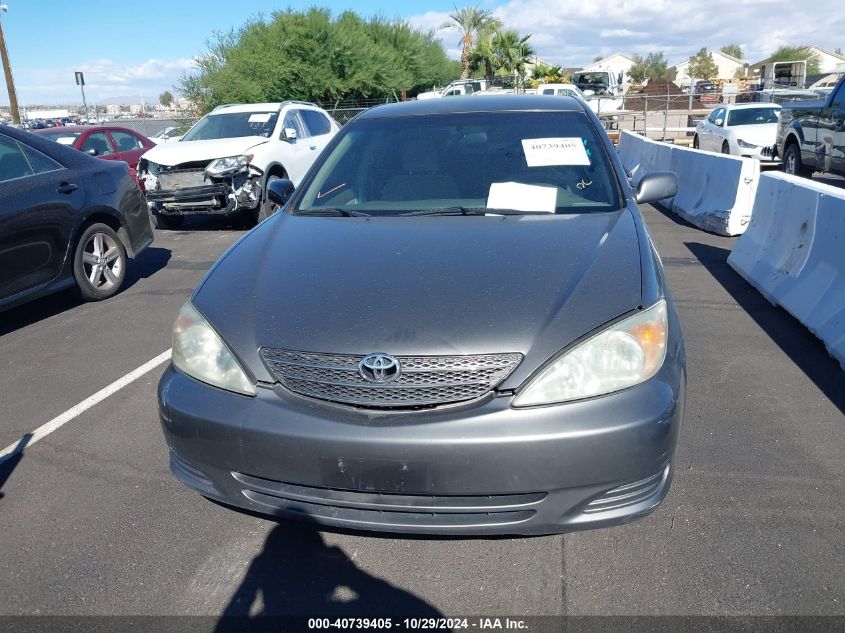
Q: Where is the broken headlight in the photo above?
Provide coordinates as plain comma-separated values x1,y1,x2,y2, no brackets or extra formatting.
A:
205,155,252,177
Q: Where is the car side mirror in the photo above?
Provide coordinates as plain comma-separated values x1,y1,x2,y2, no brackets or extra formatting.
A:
267,178,295,207
715,118,724,127
86,148,98,156
283,128,297,142
635,172,678,205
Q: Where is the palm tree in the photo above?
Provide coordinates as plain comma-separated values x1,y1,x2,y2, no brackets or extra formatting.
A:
468,26,497,80
492,30,534,90
441,5,501,79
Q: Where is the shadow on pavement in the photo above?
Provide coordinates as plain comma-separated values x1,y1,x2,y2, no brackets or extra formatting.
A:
685,241,845,416
0,247,171,337
213,521,442,629
0,433,32,501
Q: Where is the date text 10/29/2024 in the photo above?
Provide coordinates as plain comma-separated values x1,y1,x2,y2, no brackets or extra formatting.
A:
308,618,529,630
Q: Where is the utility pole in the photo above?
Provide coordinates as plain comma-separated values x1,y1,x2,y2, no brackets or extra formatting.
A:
0,4,21,124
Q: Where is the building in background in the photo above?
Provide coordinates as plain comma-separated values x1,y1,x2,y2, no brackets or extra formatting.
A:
670,50,746,88
580,53,636,85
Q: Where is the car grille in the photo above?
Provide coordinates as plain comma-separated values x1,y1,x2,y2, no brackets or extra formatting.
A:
259,349,523,409
233,472,544,528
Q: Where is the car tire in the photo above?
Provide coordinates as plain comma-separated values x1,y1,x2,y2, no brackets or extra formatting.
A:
692,135,699,149
153,214,184,230
257,174,284,223
72,223,128,302
782,143,811,178
721,141,730,154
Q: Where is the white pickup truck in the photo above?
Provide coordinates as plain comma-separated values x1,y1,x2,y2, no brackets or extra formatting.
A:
416,79,492,100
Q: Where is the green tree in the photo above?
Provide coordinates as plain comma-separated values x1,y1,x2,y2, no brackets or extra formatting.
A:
159,90,174,107
491,29,534,89
178,8,458,111
688,48,719,80
720,44,743,60
467,24,498,80
768,45,820,75
628,51,668,83
440,5,501,79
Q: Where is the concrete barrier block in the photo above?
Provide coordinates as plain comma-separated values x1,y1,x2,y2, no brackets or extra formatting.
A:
728,172,845,370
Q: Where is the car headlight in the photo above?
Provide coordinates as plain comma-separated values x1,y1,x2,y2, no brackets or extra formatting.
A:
513,299,668,407
736,139,758,149
205,155,251,177
171,302,256,396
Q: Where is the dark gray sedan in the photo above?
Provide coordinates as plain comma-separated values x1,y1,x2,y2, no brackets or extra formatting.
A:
158,96,685,535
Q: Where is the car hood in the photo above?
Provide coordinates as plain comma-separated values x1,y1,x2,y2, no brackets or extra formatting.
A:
193,210,644,387
142,136,269,167
730,123,778,146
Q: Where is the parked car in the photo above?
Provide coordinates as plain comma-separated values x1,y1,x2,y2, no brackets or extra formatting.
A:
138,102,339,229
770,73,845,177
149,126,188,144
694,81,722,106
693,103,781,160
537,83,588,99
0,126,153,311
158,95,685,536
33,125,155,183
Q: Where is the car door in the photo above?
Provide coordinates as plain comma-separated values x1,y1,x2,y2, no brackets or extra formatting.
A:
108,129,150,180
0,135,85,301
78,130,117,161
701,108,722,150
278,108,313,186
818,82,845,174
298,109,335,159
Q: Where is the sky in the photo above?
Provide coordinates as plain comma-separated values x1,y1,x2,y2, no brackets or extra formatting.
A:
1,0,843,106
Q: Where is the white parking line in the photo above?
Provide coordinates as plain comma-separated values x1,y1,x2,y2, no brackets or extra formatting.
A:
0,349,172,463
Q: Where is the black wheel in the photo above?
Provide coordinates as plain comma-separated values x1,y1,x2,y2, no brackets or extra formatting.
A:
257,174,284,223
73,223,127,302
153,213,184,230
692,135,699,149
721,141,730,154
782,143,811,178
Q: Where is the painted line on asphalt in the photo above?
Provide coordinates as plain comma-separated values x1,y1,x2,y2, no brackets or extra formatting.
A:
0,349,172,463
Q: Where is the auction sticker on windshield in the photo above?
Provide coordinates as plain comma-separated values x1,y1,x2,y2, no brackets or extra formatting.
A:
248,113,273,123
522,137,590,167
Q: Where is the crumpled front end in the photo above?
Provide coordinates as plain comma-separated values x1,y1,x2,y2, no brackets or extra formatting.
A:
139,158,263,217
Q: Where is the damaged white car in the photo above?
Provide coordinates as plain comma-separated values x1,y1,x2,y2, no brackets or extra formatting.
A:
138,102,339,228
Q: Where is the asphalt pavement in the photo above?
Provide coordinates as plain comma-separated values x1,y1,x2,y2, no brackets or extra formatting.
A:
0,206,842,620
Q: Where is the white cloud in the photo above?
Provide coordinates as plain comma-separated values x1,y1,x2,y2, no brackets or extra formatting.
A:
410,0,845,67
13,57,199,105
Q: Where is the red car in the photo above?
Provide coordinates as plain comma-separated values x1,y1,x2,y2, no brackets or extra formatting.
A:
33,126,154,182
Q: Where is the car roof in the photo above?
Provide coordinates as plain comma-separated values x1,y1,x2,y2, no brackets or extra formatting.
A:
209,102,320,115
721,103,782,111
358,95,587,119
32,125,139,134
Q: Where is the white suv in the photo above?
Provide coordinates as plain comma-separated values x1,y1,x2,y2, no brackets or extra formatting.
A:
138,102,339,228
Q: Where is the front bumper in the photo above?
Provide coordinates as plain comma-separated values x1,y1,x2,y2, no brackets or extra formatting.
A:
158,353,685,535
142,169,261,216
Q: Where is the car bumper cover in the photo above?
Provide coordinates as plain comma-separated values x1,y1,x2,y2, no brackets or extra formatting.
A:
158,357,685,535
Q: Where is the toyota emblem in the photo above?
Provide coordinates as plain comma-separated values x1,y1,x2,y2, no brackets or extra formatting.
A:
358,353,401,383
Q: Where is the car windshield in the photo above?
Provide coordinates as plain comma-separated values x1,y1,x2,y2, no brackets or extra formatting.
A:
727,108,780,126
181,111,279,141
38,129,82,145
296,110,622,216
574,73,609,90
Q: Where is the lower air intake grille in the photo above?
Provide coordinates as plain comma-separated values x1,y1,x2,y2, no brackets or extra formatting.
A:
259,349,523,409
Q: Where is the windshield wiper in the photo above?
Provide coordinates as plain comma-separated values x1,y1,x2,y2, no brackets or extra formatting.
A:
296,208,371,217
405,206,529,216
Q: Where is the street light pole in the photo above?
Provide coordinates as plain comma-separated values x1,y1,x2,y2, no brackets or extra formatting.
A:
0,4,21,124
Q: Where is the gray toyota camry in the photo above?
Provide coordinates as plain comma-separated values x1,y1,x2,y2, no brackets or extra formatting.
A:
158,96,685,535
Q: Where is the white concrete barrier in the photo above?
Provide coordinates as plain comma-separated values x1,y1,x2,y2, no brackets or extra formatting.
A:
617,130,759,236
728,172,845,370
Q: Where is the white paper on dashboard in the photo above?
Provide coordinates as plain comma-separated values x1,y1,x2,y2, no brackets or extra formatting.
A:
521,137,590,166
487,182,557,213
248,113,272,123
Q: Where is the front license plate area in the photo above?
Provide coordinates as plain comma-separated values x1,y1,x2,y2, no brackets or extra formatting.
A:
319,457,431,493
